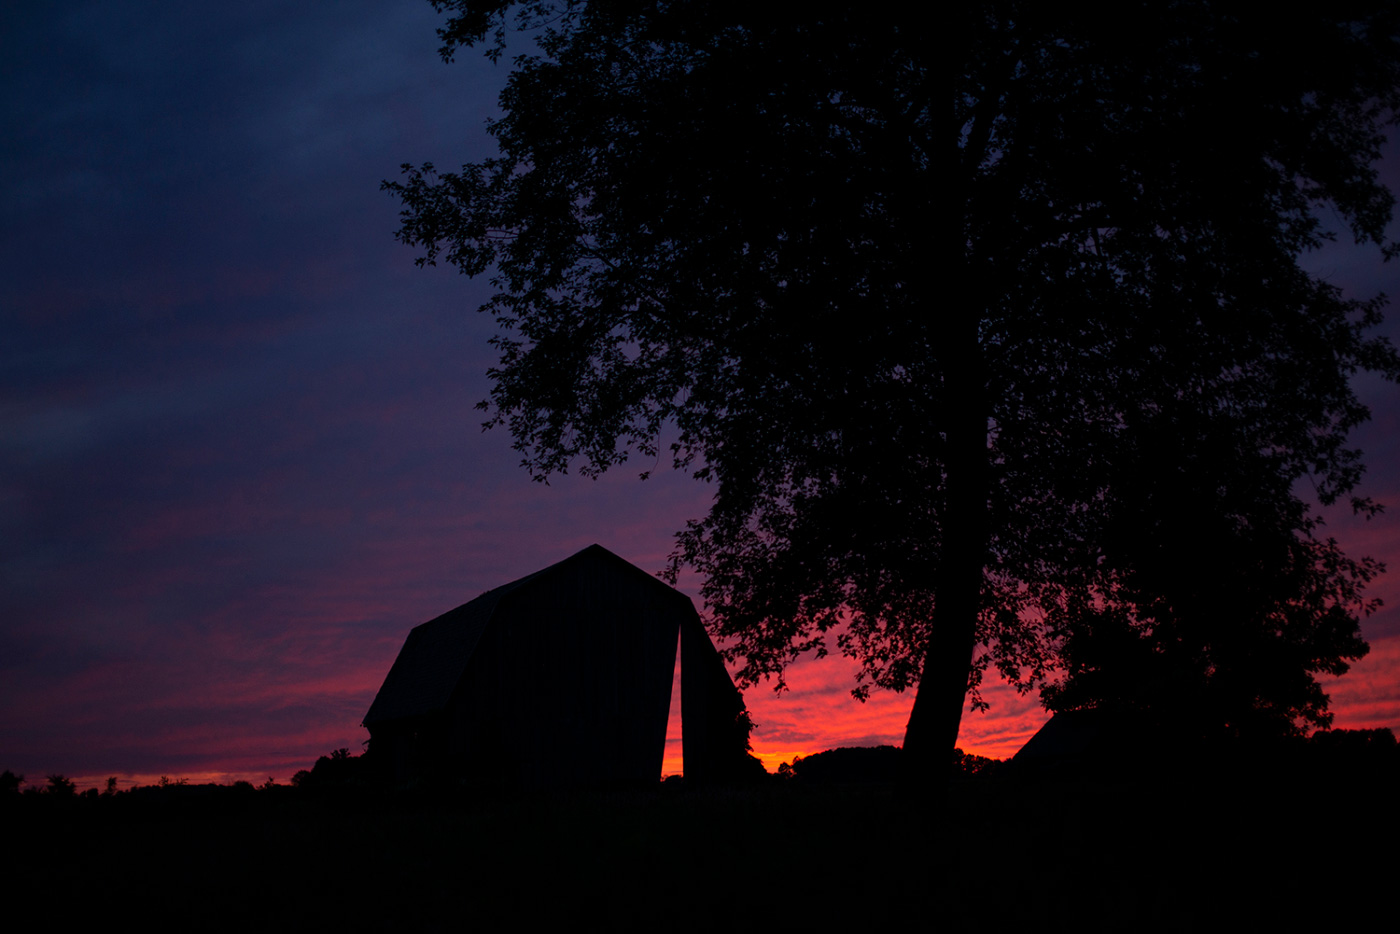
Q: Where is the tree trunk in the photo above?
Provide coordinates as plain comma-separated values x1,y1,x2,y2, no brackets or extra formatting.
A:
901,19,994,780
900,308,989,785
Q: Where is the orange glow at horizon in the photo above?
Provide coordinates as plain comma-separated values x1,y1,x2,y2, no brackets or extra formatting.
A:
42,630,1398,790
660,646,1052,777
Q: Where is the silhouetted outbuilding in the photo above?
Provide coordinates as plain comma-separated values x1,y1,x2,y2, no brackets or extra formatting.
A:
363,544,753,787
1012,709,1129,767
1010,707,1166,777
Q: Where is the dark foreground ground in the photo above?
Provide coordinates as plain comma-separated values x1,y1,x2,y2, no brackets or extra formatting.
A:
11,765,1395,930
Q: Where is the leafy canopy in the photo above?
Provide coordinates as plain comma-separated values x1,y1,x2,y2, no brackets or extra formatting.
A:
389,2,1400,735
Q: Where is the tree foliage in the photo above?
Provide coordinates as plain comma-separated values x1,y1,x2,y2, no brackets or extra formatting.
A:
45,774,76,797
388,2,1400,752
1039,414,1380,738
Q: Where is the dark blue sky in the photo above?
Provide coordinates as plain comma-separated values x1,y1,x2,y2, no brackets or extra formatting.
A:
4,2,1399,786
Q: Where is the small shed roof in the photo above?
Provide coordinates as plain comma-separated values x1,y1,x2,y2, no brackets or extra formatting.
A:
1010,706,1144,769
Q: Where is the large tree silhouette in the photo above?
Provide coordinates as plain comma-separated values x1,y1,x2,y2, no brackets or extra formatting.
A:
387,2,1400,777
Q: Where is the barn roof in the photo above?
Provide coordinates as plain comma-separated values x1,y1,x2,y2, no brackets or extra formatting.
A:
361,544,688,727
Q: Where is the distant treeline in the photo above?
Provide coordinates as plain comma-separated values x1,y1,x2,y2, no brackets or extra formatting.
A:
775,745,1003,783
5,727,1396,802
0,747,372,803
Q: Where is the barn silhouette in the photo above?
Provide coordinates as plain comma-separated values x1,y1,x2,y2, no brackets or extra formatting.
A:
363,544,755,786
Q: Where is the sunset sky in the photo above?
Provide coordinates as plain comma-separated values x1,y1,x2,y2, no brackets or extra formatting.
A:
4,2,1399,789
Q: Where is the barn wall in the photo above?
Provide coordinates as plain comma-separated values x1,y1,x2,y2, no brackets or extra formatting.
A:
681,612,755,783
367,714,455,788
451,553,682,785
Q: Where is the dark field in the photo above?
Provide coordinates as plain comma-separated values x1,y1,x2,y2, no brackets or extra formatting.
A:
12,762,1395,931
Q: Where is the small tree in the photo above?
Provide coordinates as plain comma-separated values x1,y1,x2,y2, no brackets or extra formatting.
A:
45,774,76,797
1040,432,1378,741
